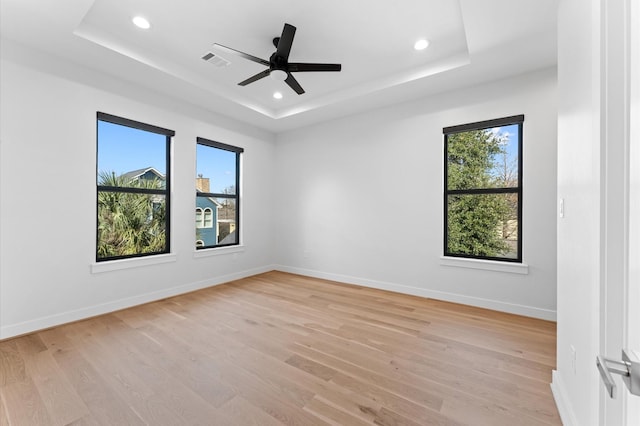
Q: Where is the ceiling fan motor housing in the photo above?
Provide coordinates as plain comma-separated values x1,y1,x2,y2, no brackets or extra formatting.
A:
270,52,288,71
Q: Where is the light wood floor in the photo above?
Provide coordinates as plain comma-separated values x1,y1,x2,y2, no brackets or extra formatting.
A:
0,271,561,425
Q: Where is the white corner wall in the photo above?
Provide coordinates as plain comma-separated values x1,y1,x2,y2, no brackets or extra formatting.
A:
553,0,631,424
552,0,600,423
0,43,277,339
274,68,558,320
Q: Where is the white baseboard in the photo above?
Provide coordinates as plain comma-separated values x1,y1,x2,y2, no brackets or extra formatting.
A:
274,265,557,321
1,263,556,339
551,370,578,426
0,264,276,340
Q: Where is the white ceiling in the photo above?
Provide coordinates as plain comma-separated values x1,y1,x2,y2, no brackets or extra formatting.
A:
0,0,558,133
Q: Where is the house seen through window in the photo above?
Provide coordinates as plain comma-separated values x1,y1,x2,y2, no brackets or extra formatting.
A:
96,112,173,261
196,137,243,249
443,115,523,262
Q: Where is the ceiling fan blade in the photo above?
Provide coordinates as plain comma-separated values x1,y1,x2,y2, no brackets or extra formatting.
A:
213,43,269,66
284,73,305,95
238,69,271,86
288,63,342,72
276,23,296,61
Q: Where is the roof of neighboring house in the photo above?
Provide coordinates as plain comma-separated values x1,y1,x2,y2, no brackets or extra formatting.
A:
121,169,221,203
219,230,237,245
120,167,165,182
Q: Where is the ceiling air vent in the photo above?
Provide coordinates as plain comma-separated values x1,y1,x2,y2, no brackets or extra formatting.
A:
201,52,230,68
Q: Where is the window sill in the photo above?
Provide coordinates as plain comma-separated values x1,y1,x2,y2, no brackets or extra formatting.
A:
439,256,529,275
91,253,177,274
193,245,245,258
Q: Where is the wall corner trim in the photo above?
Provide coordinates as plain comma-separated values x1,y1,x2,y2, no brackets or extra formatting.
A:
551,370,579,426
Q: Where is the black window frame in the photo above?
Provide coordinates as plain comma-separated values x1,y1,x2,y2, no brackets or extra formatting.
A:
96,112,174,262
196,137,243,249
443,114,524,263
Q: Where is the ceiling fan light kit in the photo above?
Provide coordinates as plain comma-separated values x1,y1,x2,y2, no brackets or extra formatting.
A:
270,69,288,81
212,23,342,95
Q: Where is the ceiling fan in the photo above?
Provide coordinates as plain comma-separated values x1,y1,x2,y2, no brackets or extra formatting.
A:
213,23,341,95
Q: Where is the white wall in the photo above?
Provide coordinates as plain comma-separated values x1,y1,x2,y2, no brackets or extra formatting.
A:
552,0,601,423
274,68,558,320
0,44,277,339
553,0,638,424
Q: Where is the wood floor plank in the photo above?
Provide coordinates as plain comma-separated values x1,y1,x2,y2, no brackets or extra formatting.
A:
24,349,90,425
131,324,237,408
303,395,373,426
64,414,102,426
50,343,146,425
0,341,25,387
215,357,331,426
373,406,443,426
79,318,224,425
1,377,53,425
134,312,330,425
14,334,48,357
293,332,556,420
218,396,286,426
70,325,199,425
0,391,10,426
312,320,548,397
0,271,560,425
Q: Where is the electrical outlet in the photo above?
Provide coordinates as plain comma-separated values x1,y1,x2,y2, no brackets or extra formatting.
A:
570,345,576,374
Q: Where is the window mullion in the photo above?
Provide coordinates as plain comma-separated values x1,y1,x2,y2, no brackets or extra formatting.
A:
446,187,519,195
98,186,167,195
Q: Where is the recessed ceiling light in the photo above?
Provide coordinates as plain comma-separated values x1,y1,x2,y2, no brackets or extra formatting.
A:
132,16,151,29
273,92,283,100
414,39,429,51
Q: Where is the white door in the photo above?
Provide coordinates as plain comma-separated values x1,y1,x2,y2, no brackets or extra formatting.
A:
600,0,640,424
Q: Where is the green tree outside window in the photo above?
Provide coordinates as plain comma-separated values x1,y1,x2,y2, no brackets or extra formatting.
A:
444,116,522,261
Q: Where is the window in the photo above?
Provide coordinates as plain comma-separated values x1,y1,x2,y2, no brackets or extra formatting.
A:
196,137,243,249
96,112,173,261
443,115,523,262
203,208,213,228
195,208,204,228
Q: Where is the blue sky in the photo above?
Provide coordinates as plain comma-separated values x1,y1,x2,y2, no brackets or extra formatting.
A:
487,123,520,182
489,123,519,158
98,121,236,191
196,144,236,193
97,121,166,175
